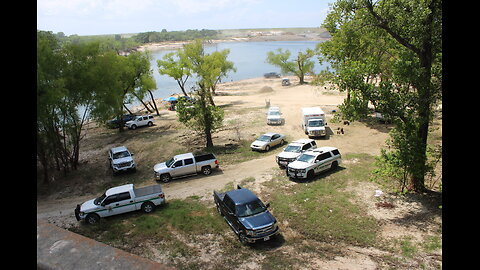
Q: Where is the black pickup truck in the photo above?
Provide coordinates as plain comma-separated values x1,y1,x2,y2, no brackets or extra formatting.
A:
213,185,279,244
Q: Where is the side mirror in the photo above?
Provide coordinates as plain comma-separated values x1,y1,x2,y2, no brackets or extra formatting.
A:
130,153,134,156
265,202,271,208
101,202,106,207
315,160,319,163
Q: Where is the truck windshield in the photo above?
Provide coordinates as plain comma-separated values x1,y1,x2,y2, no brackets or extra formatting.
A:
112,151,130,159
94,193,106,205
268,111,280,116
166,158,175,167
284,145,301,153
308,120,324,127
297,154,315,163
257,135,271,142
236,200,267,217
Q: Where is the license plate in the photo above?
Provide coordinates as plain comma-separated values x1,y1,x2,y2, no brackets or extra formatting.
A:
263,236,270,241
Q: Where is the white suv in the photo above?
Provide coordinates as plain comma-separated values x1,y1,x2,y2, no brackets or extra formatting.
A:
125,115,154,130
287,147,342,179
276,139,317,168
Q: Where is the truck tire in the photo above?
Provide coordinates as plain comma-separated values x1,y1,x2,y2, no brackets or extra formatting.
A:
85,213,100,225
201,166,212,175
160,173,172,183
307,170,314,180
141,202,155,213
131,124,137,130
147,121,153,127
238,232,249,245
265,145,270,151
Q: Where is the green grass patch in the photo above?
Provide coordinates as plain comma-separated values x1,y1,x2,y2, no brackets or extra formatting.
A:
269,153,380,247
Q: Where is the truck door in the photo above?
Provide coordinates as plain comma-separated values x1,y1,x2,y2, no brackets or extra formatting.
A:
170,159,185,177
102,191,136,217
223,196,240,233
183,158,196,174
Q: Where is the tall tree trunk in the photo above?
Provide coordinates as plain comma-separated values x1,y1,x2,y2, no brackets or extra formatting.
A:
148,90,160,116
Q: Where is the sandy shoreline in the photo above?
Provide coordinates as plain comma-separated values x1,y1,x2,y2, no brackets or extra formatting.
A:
136,35,329,52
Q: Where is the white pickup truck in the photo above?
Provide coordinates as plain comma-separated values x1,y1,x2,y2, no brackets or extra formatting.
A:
153,153,219,182
74,184,165,224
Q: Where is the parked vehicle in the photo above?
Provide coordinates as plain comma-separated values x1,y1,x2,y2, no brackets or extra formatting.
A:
267,110,284,125
281,78,290,86
107,114,136,129
153,153,219,183
287,147,342,179
301,107,327,138
125,115,154,130
276,139,317,168
108,146,136,175
74,184,165,225
214,185,279,244
250,132,286,151
264,72,281,78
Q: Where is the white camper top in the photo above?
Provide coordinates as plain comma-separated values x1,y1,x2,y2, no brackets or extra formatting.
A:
302,107,324,117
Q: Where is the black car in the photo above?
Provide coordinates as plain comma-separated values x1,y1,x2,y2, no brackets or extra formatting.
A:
106,114,136,129
263,72,281,78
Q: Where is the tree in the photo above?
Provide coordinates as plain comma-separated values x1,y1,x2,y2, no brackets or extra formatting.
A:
266,48,315,84
90,51,157,131
157,50,192,96
173,39,233,147
317,0,442,192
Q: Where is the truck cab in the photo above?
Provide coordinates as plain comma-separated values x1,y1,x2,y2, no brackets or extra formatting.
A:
214,185,279,244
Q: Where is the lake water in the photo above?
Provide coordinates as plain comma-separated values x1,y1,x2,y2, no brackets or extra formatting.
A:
80,41,328,117
147,40,327,101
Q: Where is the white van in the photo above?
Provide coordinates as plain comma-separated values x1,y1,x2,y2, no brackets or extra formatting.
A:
301,107,326,137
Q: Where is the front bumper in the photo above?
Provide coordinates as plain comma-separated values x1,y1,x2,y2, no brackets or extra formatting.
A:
112,162,136,172
245,226,280,243
287,168,308,179
250,145,266,151
307,130,326,137
74,204,84,221
276,157,297,168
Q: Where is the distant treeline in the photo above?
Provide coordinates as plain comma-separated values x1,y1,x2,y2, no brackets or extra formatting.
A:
133,29,219,43
47,28,219,52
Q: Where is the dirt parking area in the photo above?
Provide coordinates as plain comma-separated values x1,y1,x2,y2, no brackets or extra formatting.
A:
37,76,442,269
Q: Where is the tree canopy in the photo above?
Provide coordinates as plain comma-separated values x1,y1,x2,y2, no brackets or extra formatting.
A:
317,0,442,192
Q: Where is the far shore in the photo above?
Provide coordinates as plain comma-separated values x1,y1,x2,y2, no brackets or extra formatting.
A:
136,33,329,52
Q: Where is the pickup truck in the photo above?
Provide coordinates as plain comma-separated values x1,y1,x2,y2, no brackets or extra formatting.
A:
74,184,165,225
153,153,219,183
213,185,279,244
286,146,342,179
108,146,136,175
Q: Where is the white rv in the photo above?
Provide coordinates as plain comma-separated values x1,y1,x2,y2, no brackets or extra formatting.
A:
301,107,326,137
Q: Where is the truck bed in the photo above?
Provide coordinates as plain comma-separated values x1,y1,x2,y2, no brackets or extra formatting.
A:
134,184,163,198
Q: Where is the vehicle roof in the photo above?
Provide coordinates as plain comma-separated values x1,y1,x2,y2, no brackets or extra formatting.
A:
174,152,194,160
304,146,339,155
226,188,260,205
290,138,315,146
111,146,129,153
106,184,133,196
302,107,324,114
262,132,281,137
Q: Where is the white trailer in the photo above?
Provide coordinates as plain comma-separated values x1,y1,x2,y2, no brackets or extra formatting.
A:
301,107,327,137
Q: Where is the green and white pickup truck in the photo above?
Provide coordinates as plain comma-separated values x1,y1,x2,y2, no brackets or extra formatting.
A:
75,184,165,224
286,147,342,179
